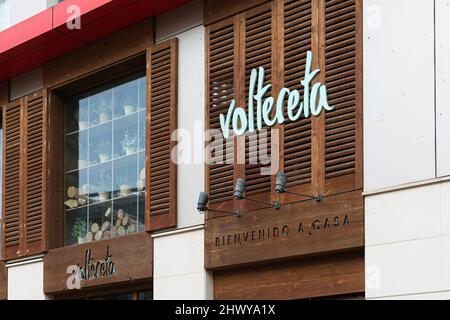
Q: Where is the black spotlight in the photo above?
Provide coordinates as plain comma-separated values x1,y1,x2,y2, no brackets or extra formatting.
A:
275,171,287,194
197,192,209,214
234,178,246,200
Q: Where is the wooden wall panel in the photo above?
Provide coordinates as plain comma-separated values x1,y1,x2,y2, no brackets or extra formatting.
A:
44,232,153,295
214,251,364,300
205,191,363,269
204,0,271,26
0,81,8,105
43,18,153,89
0,262,6,300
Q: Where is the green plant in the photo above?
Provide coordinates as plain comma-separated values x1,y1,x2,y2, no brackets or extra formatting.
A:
71,217,87,238
121,131,138,152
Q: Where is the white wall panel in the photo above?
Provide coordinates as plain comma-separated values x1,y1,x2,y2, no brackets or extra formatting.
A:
436,0,450,177
153,228,213,300
366,237,441,299
364,0,435,191
366,184,441,246
9,0,47,26
7,259,47,300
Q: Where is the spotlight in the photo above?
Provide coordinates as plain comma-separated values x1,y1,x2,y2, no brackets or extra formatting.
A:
275,172,287,193
234,178,246,200
197,192,209,214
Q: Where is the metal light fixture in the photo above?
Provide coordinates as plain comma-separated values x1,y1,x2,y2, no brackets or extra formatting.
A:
234,178,246,200
196,191,242,217
275,171,322,202
275,171,287,194
234,178,281,210
197,192,209,214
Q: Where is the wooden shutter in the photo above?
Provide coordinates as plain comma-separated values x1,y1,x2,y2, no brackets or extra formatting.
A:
323,0,362,193
205,0,362,210
2,91,45,260
146,39,178,232
2,101,21,259
206,18,236,214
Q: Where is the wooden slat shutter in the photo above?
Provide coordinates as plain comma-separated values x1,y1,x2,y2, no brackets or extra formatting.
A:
2,91,45,260
146,39,178,232
282,0,313,196
205,0,362,210
323,0,362,193
2,101,21,259
206,18,236,214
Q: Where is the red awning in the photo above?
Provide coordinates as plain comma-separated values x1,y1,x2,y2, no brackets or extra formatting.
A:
0,0,192,81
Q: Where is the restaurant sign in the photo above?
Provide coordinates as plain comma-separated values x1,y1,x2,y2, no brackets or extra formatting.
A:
220,51,333,139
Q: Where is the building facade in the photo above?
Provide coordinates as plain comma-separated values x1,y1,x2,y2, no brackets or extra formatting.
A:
0,0,446,301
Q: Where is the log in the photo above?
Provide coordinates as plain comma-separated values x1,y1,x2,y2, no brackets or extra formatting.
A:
95,230,103,241
78,197,88,206
103,231,112,240
115,218,122,228
110,226,117,237
102,221,110,232
127,224,136,234
117,226,126,237
117,209,125,220
64,200,79,209
91,223,100,234
67,186,79,199
104,207,111,218
86,232,93,242
122,215,129,226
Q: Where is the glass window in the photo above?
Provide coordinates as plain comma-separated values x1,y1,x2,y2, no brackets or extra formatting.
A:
64,72,146,246
0,0,10,32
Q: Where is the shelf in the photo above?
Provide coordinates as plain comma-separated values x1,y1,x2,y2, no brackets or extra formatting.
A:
64,192,145,214
65,150,145,174
66,108,144,136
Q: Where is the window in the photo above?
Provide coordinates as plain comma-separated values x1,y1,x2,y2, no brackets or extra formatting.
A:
0,0,9,32
64,72,147,246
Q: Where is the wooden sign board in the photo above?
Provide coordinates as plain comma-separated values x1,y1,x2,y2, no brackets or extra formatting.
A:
0,262,6,300
44,233,152,295
205,191,364,270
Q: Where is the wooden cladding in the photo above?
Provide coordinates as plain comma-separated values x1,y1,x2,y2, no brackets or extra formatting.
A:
2,91,45,260
146,39,178,232
205,0,362,212
0,262,6,300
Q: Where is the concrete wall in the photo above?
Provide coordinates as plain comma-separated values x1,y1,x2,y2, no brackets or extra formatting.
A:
7,258,47,300
364,0,450,300
153,227,213,300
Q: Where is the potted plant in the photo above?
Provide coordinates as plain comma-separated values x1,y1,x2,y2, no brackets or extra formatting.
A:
91,95,111,124
78,107,89,131
97,140,111,163
121,91,136,115
118,171,132,197
71,217,87,245
97,170,111,202
122,131,138,155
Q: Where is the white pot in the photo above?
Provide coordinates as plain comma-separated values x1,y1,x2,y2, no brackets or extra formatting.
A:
79,121,89,131
123,105,136,115
78,159,88,168
77,236,86,245
99,153,110,163
120,185,132,197
99,112,111,123
125,147,137,155
98,192,110,202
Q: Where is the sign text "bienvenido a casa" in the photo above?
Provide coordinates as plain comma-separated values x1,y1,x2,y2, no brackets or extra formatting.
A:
220,51,334,139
